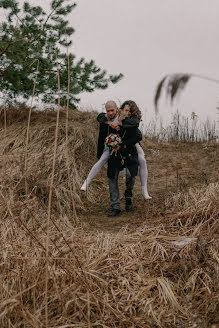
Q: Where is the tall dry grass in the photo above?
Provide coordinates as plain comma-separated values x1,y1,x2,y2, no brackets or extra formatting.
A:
0,106,218,327
144,110,218,142
0,105,98,214
0,181,218,326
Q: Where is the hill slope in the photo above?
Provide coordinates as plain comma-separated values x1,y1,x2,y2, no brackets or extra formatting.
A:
0,106,218,327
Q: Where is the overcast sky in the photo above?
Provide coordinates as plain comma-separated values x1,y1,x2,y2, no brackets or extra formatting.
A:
72,0,219,122
2,0,219,122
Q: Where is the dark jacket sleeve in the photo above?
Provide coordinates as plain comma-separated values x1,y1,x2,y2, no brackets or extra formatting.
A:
121,117,140,129
121,128,142,148
97,112,108,124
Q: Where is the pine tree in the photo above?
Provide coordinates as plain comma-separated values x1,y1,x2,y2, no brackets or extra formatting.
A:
0,0,123,106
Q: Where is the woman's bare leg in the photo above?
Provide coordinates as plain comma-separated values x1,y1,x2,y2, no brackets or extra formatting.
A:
80,149,109,191
136,143,152,199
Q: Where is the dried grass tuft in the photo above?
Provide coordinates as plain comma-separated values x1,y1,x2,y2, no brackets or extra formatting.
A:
0,105,99,217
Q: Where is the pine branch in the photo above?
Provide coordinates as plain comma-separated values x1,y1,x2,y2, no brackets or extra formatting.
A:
0,68,5,76
0,40,12,58
43,1,63,29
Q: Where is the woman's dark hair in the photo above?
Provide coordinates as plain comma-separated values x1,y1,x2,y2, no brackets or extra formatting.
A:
120,100,142,119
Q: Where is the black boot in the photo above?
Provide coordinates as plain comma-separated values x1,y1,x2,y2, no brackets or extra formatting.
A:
108,208,121,217
125,198,132,212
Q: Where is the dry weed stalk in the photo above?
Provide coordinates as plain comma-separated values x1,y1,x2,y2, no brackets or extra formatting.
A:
4,106,6,137
64,34,78,224
24,59,39,194
45,54,61,327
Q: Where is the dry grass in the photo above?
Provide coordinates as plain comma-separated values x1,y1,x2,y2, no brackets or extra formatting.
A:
0,105,218,327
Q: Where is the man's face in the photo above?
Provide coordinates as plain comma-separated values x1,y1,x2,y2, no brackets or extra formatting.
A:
106,105,117,119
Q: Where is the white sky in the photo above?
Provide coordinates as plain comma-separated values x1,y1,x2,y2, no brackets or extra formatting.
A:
72,0,219,123
2,0,219,123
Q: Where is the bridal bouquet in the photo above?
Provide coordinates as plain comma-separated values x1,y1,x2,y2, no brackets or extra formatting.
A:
105,133,122,154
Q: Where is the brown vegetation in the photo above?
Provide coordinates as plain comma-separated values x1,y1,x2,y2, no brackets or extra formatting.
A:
0,105,218,327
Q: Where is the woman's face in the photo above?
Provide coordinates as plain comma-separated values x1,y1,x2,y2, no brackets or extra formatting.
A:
123,104,131,116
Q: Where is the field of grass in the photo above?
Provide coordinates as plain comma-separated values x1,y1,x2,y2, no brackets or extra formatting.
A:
0,105,218,327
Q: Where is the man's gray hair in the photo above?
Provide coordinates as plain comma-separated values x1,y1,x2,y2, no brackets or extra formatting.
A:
105,100,117,108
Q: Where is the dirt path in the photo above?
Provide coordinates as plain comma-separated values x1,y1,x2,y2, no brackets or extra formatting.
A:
79,141,218,233
79,183,169,233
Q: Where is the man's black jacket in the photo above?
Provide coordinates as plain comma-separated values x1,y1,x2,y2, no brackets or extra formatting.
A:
96,113,142,178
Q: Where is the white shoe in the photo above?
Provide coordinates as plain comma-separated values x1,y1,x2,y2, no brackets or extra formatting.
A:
142,187,152,200
80,180,88,191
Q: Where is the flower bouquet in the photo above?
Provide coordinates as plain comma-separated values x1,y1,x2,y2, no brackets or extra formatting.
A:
105,133,122,155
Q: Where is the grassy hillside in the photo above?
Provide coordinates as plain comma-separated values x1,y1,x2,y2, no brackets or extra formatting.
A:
0,105,218,327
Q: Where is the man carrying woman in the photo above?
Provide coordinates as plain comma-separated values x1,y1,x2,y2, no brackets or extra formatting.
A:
81,100,151,216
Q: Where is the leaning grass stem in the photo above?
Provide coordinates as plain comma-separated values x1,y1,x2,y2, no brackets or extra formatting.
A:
4,106,6,137
65,33,78,224
24,59,39,194
45,54,61,327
